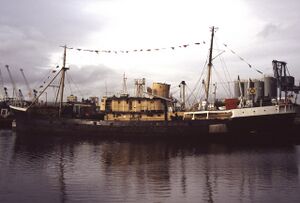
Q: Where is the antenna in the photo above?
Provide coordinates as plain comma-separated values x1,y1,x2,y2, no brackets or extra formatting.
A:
121,73,129,97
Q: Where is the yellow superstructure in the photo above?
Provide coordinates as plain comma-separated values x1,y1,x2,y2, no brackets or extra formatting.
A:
100,96,167,121
99,81,176,121
67,94,77,102
101,96,165,112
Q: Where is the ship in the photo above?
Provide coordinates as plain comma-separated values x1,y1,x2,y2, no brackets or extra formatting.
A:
9,27,300,138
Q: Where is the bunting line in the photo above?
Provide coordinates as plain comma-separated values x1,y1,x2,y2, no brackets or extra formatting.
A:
65,41,206,55
223,43,264,75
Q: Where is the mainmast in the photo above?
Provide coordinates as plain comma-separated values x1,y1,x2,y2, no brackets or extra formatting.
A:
205,26,216,104
58,45,69,118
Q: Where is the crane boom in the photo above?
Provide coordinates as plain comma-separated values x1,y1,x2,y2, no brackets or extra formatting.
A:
20,68,33,99
5,65,19,100
0,68,5,99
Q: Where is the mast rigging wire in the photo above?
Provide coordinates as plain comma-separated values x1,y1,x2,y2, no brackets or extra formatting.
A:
223,43,264,75
212,65,231,97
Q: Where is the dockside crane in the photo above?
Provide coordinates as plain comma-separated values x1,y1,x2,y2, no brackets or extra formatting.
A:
19,89,24,101
3,87,9,100
0,67,6,99
20,68,33,100
5,65,19,101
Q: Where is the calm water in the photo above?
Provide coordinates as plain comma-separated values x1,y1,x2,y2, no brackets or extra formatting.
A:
1,130,300,203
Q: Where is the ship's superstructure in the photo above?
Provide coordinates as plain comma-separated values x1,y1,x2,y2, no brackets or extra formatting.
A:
100,81,175,121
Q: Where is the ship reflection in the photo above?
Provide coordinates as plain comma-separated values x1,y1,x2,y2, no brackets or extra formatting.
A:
5,131,300,202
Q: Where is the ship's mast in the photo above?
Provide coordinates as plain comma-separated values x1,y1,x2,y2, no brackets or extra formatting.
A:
121,73,128,97
179,81,186,110
23,46,69,111
58,45,69,118
205,26,216,104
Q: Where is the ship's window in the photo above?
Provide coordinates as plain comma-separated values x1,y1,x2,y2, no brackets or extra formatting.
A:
129,101,132,110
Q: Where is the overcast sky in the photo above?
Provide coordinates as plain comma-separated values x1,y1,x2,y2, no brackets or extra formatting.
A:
1,0,300,102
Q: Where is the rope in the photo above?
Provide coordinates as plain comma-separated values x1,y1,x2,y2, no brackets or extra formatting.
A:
65,72,74,95
212,65,231,97
67,73,85,99
186,52,209,103
214,40,233,97
223,43,264,75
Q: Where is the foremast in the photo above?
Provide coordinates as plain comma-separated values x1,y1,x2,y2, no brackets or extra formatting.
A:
22,45,69,117
57,45,69,118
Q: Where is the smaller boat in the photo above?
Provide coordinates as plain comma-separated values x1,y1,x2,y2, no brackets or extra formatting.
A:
0,100,13,128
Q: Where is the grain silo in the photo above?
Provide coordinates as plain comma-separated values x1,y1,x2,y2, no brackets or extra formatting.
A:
264,76,277,98
253,79,264,102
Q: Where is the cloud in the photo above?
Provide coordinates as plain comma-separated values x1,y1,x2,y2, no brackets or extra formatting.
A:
0,0,105,96
257,23,281,38
1,0,300,102
65,64,120,97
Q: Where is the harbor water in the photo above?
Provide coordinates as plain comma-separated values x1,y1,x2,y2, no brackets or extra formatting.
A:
1,130,300,203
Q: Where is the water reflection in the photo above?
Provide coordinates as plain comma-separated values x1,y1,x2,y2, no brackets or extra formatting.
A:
1,130,300,202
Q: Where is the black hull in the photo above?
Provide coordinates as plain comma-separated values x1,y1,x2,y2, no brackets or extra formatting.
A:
228,113,297,133
12,110,299,140
15,117,220,137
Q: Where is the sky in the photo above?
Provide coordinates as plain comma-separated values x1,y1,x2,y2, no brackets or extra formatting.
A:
0,0,300,102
